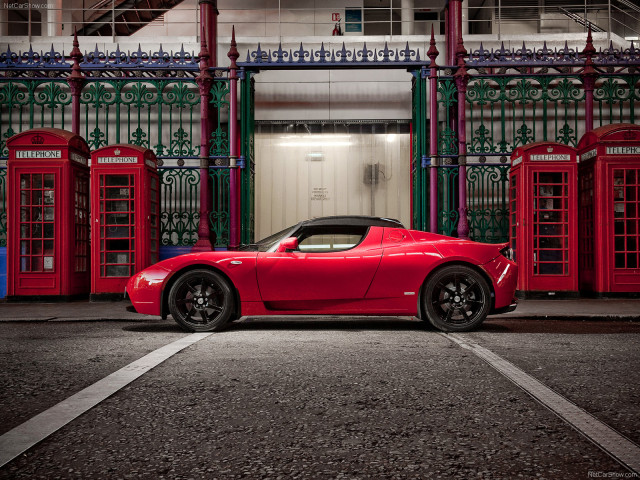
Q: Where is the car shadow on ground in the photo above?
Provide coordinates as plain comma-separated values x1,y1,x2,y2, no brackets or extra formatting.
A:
227,316,432,332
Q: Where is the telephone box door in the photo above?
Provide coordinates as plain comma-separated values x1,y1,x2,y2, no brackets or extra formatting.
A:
12,168,60,292
527,168,574,290
510,142,578,295
97,173,137,284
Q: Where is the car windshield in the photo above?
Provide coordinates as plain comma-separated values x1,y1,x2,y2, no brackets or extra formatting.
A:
239,224,300,252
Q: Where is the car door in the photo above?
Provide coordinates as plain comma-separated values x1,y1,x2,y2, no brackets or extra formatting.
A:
256,225,384,305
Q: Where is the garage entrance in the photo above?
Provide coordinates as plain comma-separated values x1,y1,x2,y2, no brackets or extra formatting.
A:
253,121,411,239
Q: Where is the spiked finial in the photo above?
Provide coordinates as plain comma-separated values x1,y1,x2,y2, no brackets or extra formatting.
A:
198,26,210,66
427,24,439,65
69,27,83,80
455,31,467,68
583,24,596,57
228,25,239,69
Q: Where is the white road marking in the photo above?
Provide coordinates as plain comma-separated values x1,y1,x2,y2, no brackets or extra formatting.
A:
442,332,640,474
0,332,213,468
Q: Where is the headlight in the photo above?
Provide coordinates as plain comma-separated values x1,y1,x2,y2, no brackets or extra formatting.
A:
500,246,514,261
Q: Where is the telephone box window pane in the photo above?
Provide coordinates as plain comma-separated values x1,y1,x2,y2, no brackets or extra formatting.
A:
44,207,54,221
44,256,53,271
20,257,30,272
106,239,131,251
44,240,53,254
614,204,624,218
106,265,130,277
106,188,131,200
43,174,54,188
32,175,42,188
105,176,130,187
20,224,29,237
43,224,54,238
106,252,130,264
32,257,43,271
20,175,30,188
32,223,42,238
32,241,42,255
107,200,130,212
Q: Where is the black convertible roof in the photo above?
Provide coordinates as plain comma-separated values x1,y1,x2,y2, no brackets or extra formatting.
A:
300,216,404,228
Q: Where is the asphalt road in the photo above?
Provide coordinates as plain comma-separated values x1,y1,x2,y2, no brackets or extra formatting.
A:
1,317,639,479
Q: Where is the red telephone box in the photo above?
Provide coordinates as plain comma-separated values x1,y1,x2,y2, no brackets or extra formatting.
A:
577,123,640,294
6,128,90,299
509,142,579,296
90,144,159,299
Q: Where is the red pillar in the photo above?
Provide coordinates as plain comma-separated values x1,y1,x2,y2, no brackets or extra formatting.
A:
582,26,597,134
199,0,218,68
228,27,240,249
193,34,214,252
428,26,440,234
447,0,462,66
454,32,470,240
67,30,84,135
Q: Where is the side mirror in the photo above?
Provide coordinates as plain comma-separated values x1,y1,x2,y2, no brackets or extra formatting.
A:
276,237,299,253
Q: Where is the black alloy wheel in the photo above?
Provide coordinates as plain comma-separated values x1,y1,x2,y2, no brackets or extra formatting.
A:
168,269,234,332
423,265,491,332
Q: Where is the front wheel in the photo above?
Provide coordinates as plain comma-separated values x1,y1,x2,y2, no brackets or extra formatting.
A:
423,265,491,332
168,269,235,332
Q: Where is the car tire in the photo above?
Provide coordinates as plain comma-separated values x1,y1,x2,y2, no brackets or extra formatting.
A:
423,265,491,332
168,269,235,332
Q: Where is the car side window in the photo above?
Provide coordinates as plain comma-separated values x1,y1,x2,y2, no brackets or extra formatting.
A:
297,226,368,253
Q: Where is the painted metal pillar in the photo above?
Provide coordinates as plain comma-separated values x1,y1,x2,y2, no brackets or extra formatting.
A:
193,0,218,251
582,26,597,134
447,0,462,65
67,30,84,135
199,0,218,67
454,33,470,240
193,34,214,252
228,27,240,249
428,26,440,234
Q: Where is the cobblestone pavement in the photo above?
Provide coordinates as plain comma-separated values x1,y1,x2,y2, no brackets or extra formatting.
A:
0,317,639,479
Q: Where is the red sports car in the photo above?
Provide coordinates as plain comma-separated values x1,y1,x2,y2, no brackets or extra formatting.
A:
127,216,517,332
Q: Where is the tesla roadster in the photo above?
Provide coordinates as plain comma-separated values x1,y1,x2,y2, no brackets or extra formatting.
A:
127,216,517,332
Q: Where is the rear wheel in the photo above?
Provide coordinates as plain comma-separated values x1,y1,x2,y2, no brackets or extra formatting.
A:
168,269,234,332
423,265,491,332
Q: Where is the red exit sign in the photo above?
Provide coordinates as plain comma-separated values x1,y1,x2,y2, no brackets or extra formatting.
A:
332,13,341,21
